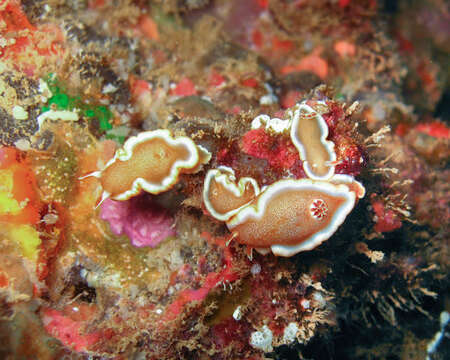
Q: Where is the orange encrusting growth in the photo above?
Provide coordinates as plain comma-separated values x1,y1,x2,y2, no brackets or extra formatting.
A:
0,1,65,76
75,140,117,213
0,147,40,225
228,182,352,249
101,138,192,198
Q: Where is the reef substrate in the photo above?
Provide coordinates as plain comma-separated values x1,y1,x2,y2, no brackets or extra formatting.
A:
0,1,449,359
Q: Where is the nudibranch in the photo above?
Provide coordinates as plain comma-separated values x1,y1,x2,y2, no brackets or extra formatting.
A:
290,102,336,180
227,178,363,257
203,166,260,221
82,129,211,201
203,99,366,257
204,170,364,256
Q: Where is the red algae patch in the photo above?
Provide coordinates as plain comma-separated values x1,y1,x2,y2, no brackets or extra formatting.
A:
41,308,103,352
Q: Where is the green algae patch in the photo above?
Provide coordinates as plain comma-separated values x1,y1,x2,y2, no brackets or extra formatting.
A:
40,74,114,133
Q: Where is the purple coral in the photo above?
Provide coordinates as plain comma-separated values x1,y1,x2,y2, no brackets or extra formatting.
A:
100,195,175,248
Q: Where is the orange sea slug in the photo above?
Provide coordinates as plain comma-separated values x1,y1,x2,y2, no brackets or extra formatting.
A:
82,130,211,201
202,99,366,257
203,169,365,257
203,166,260,221
227,178,364,257
290,101,336,180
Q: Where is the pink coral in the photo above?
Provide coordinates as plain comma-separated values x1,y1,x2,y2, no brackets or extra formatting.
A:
100,196,175,248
